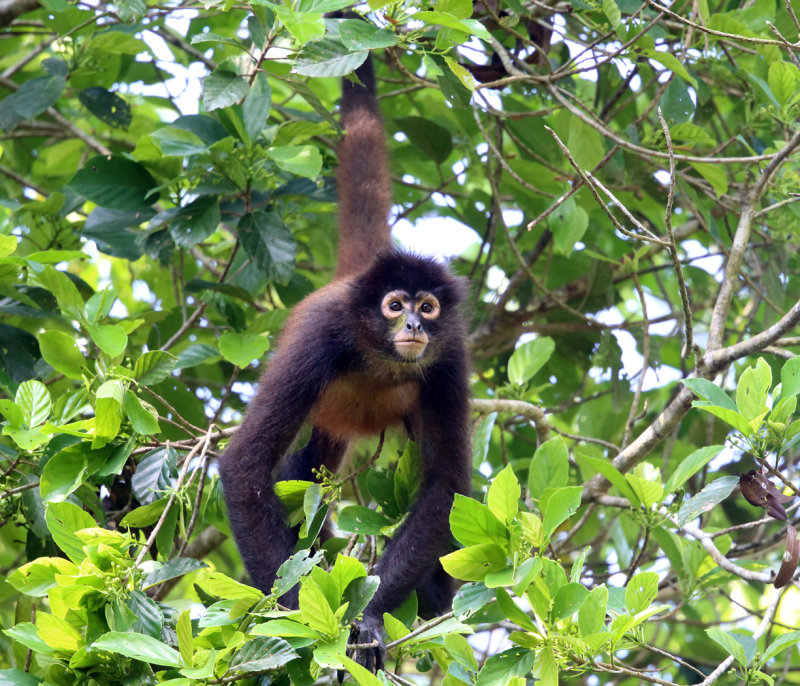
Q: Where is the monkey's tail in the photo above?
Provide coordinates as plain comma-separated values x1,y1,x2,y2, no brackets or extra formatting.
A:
335,55,393,280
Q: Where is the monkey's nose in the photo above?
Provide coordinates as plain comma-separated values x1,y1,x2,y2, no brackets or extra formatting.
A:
405,319,423,333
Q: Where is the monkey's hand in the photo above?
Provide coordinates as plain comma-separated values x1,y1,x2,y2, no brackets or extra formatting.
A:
347,616,385,674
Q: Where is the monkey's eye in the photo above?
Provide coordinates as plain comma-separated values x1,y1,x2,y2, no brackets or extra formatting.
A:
420,302,434,314
389,301,403,312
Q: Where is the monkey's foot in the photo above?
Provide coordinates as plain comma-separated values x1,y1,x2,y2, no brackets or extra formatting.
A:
348,616,385,674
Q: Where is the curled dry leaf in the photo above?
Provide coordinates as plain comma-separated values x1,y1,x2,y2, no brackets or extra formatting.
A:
774,523,799,589
738,469,793,522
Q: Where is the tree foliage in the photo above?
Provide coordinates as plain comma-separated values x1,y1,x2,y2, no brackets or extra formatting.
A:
1,0,800,684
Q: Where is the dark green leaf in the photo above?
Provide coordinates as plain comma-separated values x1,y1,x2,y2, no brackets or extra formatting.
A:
338,19,398,50
395,116,453,164
131,447,177,505
293,39,368,77
70,156,160,211
229,636,297,672
238,211,296,284
202,70,249,111
677,476,739,526
337,505,392,534
133,350,178,385
78,87,132,129
91,632,181,667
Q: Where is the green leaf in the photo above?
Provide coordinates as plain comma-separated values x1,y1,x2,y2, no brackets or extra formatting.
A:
508,337,555,385
70,156,159,210
16,380,51,428
779,357,800,399
38,330,86,379
230,636,297,672
644,50,697,88
78,87,132,129
124,390,160,435
3,623,55,657
242,72,272,141
625,571,658,613
198,571,262,602
450,494,508,548
40,448,87,503
91,632,181,668
579,585,608,634
7,557,78,597
414,11,491,41
0,669,41,685
452,582,495,620
202,70,249,111
274,549,325,598
670,122,715,147
736,358,771,422
176,610,193,667
682,378,737,411
238,211,297,284
759,630,800,666
133,350,177,385
693,404,753,436
552,582,589,620
337,505,392,534
119,498,168,528
487,464,520,524
338,19,398,50
549,197,589,255
45,501,96,563
440,543,507,581
298,577,339,636
267,145,323,179
688,161,728,198
0,235,18,257
676,475,739,526
768,61,796,106
87,323,128,357
495,588,537,630
603,0,621,27
143,557,207,589
293,39,368,77
624,474,663,509
664,444,724,495
528,436,569,499
395,116,453,165
276,8,325,43
218,331,270,368
131,447,177,505
150,127,207,157
174,343,220,369
394,440,421,511
541,486,582,537
706,627,748,666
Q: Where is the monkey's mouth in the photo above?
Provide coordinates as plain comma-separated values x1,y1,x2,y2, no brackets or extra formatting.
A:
394,339,427,360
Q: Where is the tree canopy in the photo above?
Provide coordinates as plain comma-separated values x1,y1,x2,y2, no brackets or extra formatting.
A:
1,0,800,684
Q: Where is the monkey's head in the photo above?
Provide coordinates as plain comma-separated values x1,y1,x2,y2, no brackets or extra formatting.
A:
354,251,467,365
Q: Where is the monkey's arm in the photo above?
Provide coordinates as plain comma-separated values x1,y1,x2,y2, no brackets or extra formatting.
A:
352,356,472,670
218,317,342,594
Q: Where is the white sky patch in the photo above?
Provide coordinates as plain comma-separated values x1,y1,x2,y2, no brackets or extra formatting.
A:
392,216,480,259
594,306,683,390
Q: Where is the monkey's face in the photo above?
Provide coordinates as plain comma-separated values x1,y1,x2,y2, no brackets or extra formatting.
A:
381,290,441,361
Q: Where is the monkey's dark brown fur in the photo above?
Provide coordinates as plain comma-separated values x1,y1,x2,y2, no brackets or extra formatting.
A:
219,50,471,673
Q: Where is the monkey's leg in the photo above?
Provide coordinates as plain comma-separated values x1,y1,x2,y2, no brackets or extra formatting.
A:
351,358,472,671
218,336,339,595
416,563,455,619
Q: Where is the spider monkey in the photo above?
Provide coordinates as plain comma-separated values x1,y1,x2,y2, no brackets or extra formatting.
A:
218,48,472,672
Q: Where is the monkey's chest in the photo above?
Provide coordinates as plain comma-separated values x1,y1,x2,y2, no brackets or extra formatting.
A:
310,375,420,439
